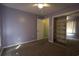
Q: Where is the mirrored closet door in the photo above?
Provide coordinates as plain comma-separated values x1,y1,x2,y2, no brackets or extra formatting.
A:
54,12,79,46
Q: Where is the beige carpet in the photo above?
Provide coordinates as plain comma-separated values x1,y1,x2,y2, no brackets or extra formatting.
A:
2,39,79,56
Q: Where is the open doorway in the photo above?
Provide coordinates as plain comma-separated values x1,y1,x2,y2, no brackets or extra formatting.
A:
37,18,49,40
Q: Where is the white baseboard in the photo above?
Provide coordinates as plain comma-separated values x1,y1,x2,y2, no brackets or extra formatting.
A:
3,39,37,48
48,40,53,43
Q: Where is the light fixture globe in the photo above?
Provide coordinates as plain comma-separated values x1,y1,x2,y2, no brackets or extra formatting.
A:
33,3,50,9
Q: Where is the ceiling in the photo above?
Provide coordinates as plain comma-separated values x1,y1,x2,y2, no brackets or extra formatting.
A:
2,3,79,16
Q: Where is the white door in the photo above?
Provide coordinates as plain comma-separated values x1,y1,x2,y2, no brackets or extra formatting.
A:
37,19,44,40
37,18,49,40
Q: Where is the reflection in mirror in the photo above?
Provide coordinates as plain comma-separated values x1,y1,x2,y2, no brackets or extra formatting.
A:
66,16,76,39
66,15,79,40
66,13,79,56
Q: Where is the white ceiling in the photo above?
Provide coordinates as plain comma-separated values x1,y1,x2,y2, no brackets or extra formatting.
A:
2,3,79,16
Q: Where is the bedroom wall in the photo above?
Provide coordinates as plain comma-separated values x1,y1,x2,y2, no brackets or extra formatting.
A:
2,6,37,48
0,5,3,48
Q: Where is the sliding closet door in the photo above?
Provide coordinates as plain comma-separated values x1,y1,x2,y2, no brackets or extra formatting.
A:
54,16,66,44
66,12,79,46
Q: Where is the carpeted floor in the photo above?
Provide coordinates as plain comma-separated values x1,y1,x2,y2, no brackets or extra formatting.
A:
1,39,79,56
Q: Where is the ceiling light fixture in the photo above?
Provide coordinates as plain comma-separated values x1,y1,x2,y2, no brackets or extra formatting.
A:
33,3,50,9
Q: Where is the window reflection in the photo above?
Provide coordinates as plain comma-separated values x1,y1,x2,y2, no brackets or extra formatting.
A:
67,18,76,36
66,15,79,39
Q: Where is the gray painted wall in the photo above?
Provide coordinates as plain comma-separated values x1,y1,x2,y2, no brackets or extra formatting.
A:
2,6,37,48
48,16,53,43
0,5,2,48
